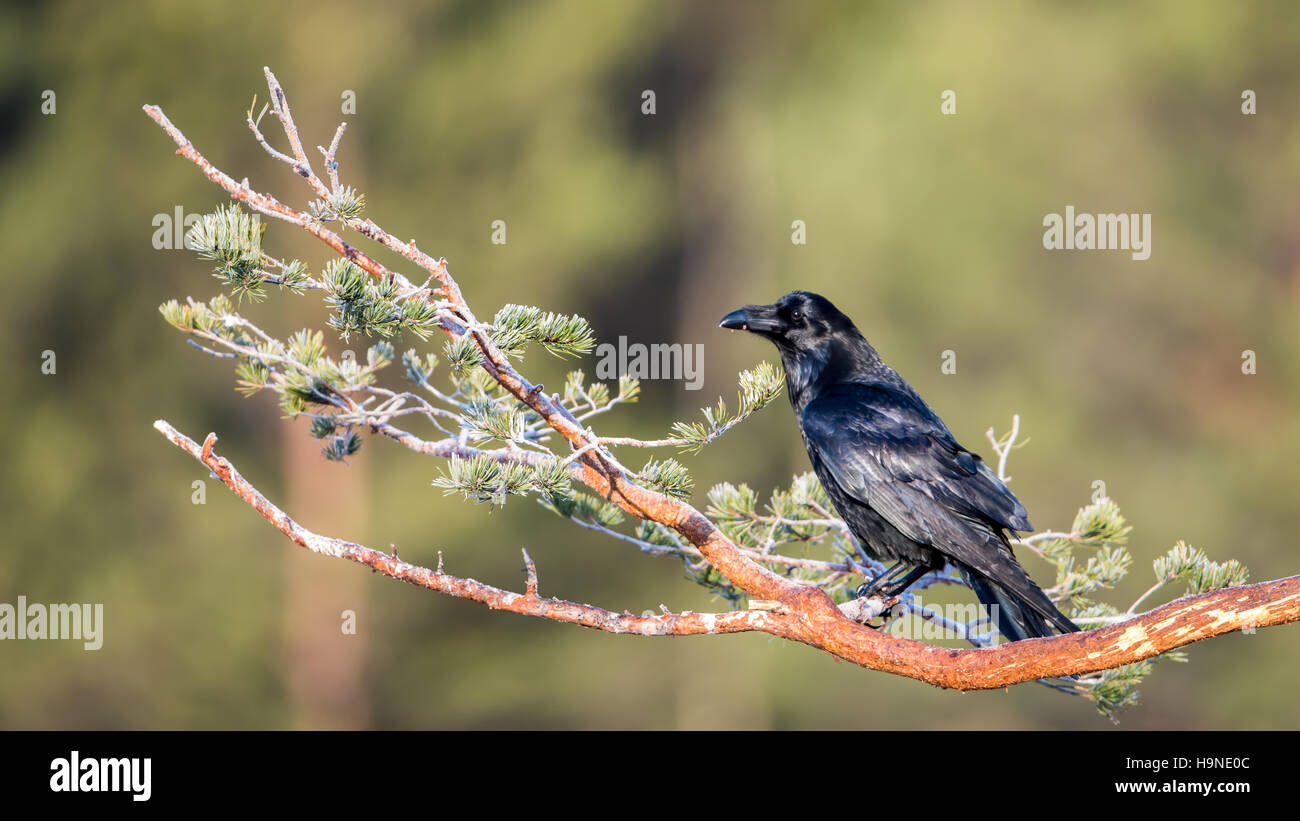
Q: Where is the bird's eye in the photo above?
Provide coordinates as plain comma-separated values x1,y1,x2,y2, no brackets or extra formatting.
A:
791,310,803,321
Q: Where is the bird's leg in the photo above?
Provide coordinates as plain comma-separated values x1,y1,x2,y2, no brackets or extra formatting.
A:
879,564,931,597
855,562,914,599
854,563,896,599
842,591,901,627
852,563,907,627
853,563,933,626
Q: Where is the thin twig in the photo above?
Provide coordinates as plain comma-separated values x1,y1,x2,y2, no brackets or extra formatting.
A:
156,420,768,638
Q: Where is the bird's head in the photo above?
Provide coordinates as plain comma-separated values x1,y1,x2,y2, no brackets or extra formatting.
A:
718,291,856,355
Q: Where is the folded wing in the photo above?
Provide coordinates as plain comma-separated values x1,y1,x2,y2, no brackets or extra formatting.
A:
800,381,1034,589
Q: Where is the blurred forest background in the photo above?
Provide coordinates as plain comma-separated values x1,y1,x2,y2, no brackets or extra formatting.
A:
2,0,1298,729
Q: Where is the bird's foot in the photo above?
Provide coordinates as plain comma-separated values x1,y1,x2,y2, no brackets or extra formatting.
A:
841,588,900,627
863,609,896,630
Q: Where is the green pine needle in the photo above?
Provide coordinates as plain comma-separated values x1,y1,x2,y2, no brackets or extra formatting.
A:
670,361,784,454
491,303,595,360
435,455,573,506
638,458,694,500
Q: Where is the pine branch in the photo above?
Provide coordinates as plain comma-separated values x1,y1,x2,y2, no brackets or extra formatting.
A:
155,421,767,637
155,419,1300,691
145,69,1300,716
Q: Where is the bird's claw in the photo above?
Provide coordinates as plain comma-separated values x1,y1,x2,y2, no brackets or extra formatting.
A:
864,613,892,630
844,589,900,626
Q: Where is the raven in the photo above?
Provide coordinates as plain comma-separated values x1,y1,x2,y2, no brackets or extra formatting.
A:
720,291,1077,641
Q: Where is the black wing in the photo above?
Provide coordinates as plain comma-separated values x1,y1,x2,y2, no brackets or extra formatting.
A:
800,381,1031,581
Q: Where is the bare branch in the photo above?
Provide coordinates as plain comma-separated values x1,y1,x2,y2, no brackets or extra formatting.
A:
317,121,348,193
154,419,771,638
522,548,539,598
156,418,1300,690
985,413,1020,483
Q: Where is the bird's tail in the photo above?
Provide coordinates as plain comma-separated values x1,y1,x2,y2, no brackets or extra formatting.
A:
958,563,1079,643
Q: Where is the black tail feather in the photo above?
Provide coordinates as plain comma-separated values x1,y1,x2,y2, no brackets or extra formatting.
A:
960,565,1078,642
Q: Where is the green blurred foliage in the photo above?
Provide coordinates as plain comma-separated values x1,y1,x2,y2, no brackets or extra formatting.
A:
1,0,1297,728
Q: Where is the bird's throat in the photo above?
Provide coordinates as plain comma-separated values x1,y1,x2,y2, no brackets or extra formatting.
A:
781,346,831,412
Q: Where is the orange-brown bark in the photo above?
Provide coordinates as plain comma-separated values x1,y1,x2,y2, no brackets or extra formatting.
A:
156,420,1300,690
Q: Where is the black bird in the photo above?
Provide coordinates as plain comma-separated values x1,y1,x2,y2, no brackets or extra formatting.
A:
719,291,1077,642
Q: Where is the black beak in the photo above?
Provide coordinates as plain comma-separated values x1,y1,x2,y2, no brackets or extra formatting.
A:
719,304,783,335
